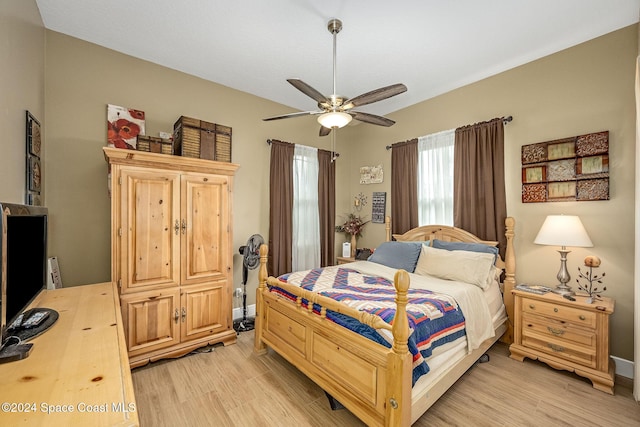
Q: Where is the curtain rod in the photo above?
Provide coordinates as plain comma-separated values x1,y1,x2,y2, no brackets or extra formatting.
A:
385,115,513,150
266,139,340,158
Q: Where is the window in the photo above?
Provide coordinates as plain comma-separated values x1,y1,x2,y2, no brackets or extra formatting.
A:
417,129,455,225
292,145,320,270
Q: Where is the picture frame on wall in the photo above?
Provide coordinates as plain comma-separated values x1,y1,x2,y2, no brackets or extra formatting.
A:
27,111,41,157
26,111,42,205
521,131,609,203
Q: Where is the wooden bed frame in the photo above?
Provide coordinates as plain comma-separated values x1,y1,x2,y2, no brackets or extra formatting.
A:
254,217,516,426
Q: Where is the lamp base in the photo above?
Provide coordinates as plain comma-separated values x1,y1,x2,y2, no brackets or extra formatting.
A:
552,285,575,297
553,249,574,296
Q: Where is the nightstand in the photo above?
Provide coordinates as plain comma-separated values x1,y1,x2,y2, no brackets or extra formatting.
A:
509,289,615,394
336,256,355,265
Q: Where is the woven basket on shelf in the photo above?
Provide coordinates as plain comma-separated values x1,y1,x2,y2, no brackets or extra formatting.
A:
173,116,232,162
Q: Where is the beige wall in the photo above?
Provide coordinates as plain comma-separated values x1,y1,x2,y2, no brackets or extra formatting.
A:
0,0,45,203
42,31,346,291
345,25,637,360
2,1,634,361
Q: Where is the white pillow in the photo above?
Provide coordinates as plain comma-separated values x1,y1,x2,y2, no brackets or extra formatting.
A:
414,245,495,290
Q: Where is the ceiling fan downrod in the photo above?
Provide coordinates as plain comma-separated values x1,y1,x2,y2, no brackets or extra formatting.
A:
328,19,342,111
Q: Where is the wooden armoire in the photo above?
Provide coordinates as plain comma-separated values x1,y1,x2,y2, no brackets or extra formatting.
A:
104,147,239,367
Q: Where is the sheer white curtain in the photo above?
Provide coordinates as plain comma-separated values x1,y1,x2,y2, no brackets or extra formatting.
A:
417,129,455,225
292,144,320,270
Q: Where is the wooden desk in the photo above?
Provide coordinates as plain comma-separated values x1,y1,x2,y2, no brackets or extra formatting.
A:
0,282,139,426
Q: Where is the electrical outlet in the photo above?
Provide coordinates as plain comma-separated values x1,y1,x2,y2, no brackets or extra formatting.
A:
235,287,243,297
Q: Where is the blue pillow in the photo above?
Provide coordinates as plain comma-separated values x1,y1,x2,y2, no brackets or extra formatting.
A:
432,239,499,263
367,241,423,272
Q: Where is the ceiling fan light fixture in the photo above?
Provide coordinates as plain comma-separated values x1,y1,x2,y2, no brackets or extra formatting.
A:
317,111,352,129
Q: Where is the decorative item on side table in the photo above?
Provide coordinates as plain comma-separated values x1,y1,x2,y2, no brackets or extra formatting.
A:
576,255,606,304
534,215,593,296
336,213,369,258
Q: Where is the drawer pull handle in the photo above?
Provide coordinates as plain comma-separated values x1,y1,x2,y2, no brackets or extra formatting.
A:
548,343,565,352
181,219,187,234
529,304,535,309
181,307,187,322
174,308,180,323
554,308,559,313
579,315,586,321
547,326,564,336
174,220,180,235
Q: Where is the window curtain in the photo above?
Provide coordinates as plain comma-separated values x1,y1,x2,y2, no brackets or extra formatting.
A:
268,140,335,276
268,140,294,277
453,118,507,254
317,149,336,267
391,139,419,236
292,145,320,270
418,129,455,225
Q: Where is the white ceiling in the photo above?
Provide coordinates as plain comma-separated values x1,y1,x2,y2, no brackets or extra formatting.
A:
35,0,640,118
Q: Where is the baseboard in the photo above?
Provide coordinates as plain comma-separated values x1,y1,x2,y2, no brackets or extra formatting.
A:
233,304,256,321
612,355,634,379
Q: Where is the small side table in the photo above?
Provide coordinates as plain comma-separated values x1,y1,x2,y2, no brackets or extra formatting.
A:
336,256,355,265
509,289,615,394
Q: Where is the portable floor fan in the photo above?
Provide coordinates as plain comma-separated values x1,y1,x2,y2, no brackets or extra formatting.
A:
234,234,264,333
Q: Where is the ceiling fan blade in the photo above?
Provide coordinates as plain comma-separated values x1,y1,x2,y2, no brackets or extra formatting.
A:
350,111,396,127
344,83,407,109
319,126,332,137
287,79,329,104
263,110,323,121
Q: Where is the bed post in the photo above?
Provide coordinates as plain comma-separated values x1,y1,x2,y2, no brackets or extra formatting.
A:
385,216,391,242
254,244,269,355
385,269,412,427
502,217,516,344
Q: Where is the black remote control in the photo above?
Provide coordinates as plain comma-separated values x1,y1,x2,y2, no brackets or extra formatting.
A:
562,294,576,301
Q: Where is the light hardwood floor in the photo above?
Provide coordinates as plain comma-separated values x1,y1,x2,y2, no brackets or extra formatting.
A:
132,330,639,426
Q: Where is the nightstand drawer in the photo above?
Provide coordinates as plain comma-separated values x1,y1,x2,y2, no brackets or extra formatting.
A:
521,297,597,328
522,332,596,368
522,312,596,347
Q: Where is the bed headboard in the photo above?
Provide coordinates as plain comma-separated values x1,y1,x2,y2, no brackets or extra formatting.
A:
384,216,504,268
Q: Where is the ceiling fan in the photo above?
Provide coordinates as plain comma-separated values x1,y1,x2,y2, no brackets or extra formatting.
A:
263,18,407,137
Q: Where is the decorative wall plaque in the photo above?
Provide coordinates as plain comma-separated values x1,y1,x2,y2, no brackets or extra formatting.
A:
521,131,609,203
26,111,41,205
371,192,386,223
360,165,383,184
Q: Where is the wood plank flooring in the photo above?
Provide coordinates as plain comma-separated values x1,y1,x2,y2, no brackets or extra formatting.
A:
131,330,639,426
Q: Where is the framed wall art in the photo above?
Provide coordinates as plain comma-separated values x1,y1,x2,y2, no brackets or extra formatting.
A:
107,104,145,149
371,192,386,223
26,111,42,205
521,131,609,203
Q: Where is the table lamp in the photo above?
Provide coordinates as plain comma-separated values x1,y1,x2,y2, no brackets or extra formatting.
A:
534,215,593,296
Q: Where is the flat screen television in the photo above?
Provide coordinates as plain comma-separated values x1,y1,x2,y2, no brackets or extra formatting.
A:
0,202,50,345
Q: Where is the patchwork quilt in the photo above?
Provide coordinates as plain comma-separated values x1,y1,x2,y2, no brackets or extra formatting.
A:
275,266,466,386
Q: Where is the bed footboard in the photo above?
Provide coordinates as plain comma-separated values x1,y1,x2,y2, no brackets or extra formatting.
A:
254,245,412,426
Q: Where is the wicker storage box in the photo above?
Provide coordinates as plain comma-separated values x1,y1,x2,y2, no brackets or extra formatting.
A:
173,116,232,162
136,135,174,155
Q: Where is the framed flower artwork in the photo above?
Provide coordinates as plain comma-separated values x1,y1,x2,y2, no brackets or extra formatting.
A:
107,104,145,149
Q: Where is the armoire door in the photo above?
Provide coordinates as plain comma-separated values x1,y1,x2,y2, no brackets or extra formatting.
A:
180,173,230,285
119,168,181,292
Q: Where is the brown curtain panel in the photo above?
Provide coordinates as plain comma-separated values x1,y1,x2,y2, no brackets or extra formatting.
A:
391,138,419,235
268,140,294,277
453,118,507,255
317,149,336,267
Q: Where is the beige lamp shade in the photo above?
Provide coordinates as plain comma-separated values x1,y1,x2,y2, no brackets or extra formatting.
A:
534,215,593,248
317,111,352,129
